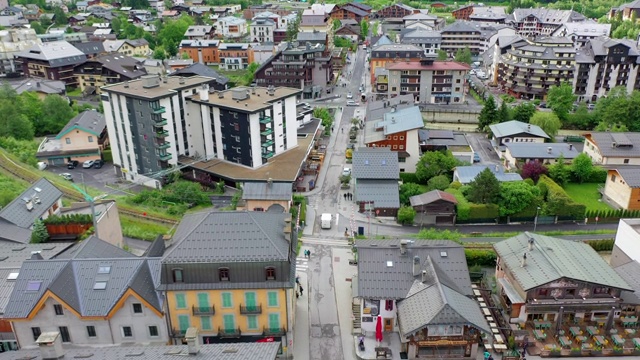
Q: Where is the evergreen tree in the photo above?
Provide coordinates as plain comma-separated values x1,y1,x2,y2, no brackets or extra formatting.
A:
466,168,500,204
478,96,498,131
498,101,511,123
30,220,48,244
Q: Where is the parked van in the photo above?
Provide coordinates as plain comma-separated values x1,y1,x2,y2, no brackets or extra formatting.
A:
321,213,332,229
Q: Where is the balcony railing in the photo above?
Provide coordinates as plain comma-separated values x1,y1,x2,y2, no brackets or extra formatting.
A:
156,142,171,150
151,105,166,114
259,116,272,124
239,304,262,314
155,130,169,138
218,327,241,338
158,153,172,161
261,128,273,136
263,327,286,336
262,140,274,148
154,118,168,126
262,151,275,159
192,305,216,315
171,328,187,338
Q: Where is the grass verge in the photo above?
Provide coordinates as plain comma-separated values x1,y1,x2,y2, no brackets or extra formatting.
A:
564,183,612,211
466,229,616,238
120,215,173,241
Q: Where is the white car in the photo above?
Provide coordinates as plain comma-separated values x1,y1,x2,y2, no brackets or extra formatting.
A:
347,100,359,106
347,92,353,99
342,167,351,177
83,160,95,168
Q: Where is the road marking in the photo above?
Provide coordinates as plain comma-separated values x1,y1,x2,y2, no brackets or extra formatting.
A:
335,213,340,227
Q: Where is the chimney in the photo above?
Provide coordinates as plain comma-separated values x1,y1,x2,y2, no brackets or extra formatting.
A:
528,237,534,251
612,142,617,148
569,144,573,150
36,332,64,360
185,328,200,355
400,239,409,255
199,84,209,101
413,256,421,276
547,147,552,154
267,177,273,186
527,124,531,131
521,253,527,268
421,269,428,283
179,77,186,85
495,164,499,172
30,251,43,260
283,214,292,242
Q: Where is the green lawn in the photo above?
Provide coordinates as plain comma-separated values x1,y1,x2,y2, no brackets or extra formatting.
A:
564,183,612,211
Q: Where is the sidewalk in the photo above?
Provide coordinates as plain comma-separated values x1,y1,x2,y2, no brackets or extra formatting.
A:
293,248,310,359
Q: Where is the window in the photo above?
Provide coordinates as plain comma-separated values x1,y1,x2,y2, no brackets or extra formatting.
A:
222,292,233,308
624,159,630,164
32,327,41,341
175,293,187,309
178,315,190,331
172,268,183,283
538,288,549,296
201,316,212,330
266,267,276,280
219,267,230,281
268,313,280,330
392,145,398,149
93,281,107,290
26,281,41,291
65,138,71,144
594,287,610,294
122,326,133,338
247,315,258,330
132,303,143,314
88,136,94,143
223,314,235,331
149,326,159,337
267,291,278,307
98,266,111,274
53,304,64,315
611,175,616,182
59,326,70,342
399,145,404,150
87,326,96,338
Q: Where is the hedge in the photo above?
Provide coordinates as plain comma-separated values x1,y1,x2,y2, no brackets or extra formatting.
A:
585,209,640,220
587,239,614,252
102,149,113,162
570,166,607,183
468,203,499,220
445,188,470,220
400,172,420,184
512,202,540,218
465,249,497,267
537,175,586,218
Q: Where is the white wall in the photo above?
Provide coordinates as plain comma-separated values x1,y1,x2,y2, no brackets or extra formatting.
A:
249,112,263,167
186,101,206,159
603,173,631,209
583,138,603,164
613,219,640,263
108,294,167,345
403,129,420,173
360,299,398,333
284,96,298,149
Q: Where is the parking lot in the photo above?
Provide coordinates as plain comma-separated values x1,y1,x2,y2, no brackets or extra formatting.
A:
46,162,122,194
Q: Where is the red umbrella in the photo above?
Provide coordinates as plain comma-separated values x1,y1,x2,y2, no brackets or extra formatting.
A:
376,316,383,342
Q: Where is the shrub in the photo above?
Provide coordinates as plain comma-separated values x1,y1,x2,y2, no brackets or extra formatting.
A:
416,228,462,242
0,137,38,167
587,239,614,252
585,167,607,183
30,220,48,243
399,172,419,184
445,188,470,221
449,181,462,189
465,249,497,267
102,149,113,162
397,206,416,225
537,175,586,218
468,203,499,219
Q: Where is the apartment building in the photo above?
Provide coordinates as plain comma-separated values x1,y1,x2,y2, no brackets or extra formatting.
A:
215,16,248,38
159,211,297,346
329,2,372,23
179,39,220,65
300,8,334,49
574,37,640,103
74,53,146,95
507,8,586,37
552,22,611,47
100,75,212,187
374,3,416,19
251,18,276,43
0,28,40,76
440,20,513,57
14,40,86,86
497,36,576,100
185,86,300,168
369,44,425,84
218,43,254,70
385,59,470,104
254,43,332,99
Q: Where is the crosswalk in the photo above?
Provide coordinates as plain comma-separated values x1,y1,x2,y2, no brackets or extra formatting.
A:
296,258,308,273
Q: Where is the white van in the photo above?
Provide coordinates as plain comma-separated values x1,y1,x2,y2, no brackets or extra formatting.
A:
321,213,332,229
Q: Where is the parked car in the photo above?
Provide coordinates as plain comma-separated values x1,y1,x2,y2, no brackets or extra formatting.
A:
347,92,353,99
67,160,79,169
93,159,104,169
473,153,481,163
587,103,596,110
347,100,359,106
342,167,351,177
59,173,73,181
539,102,547,108
83,160,95,168
37,162,48,170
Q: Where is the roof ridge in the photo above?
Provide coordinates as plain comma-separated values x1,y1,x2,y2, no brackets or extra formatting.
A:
161,212,210,260
247,212,288,259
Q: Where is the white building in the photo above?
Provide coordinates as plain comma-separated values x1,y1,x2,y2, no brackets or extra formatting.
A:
251,18,276,43
215,16,247,38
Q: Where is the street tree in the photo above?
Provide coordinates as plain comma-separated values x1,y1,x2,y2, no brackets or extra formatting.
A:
521,160,548,183
546,83,576,122
415,150,459,183
153,46,167,60
371,21,380,36
466,168,500,204
397,206,416,225
454,47,472,64
497,181,541,216
478,95,499,131
360,20,369,39
548,155,571,187
572,153,593,183
530,111,562,138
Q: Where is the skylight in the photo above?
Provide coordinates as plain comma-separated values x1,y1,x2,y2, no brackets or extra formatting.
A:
98,265,111,274
93,281,107,290
440,251,448,257
386,261,393,267
7,272,19,280
26,281,42,291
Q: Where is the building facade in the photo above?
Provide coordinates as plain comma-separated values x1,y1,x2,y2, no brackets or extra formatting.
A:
374,3,416,19
583,132,640,165
179,39,220,65
215,16,248,38
74,53,146,94
218,43,254,70
251,18,276,44
14,40,87,86
507,8,586,37
385,60,469,104
369,44,425,84
0,28,40,77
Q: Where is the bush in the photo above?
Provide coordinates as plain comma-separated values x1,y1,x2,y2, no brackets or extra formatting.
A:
397,206,416,225
585,167,607,183
102,149,113,162
449,181,462,189
0,137,38,167
399,172,419,184
416,228,461,242
465,249,497,267
43,214,92,225
537,175,586,218
445,188,470,221
587,239,614,252
468,203,499,220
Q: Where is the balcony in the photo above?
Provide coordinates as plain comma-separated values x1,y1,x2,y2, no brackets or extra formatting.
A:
218,327,241,338
260,116,272,124
151,105,166,114
156,142,171,150
262,151,275,159
262,140,274,148
240,304,262,314
154,118,168,127
192,305,216,315
158,153,172,161
263,327,286,336
261,128,273,136
155,130,169,138
171,329,187,338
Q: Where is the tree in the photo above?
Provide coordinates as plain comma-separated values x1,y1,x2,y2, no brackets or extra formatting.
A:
415,150,459,183
360,20,369,39
546,83,576,122
30,21,45,34
30,220,48,243
181,51,191,60
153,46,167,60
466,168,500,204
454,47,472,65
530,112,562,138
241,62,260,85
42,95,76,135
313,107,333,128
285,13,301,42
512,102,536,123
52,7,68,26
332,19,341,30
548,155,571,187
572,153,593,183
427,175,450,191
498,101,511,123
399,182,423,206
478,95,499,131
397,206,416,225
436,49,448,61
157,15,194,57
567,103,596,130
521,160,548,183
497,181,541,216
371,20,380,36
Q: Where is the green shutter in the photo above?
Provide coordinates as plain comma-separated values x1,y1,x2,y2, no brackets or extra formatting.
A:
245,292,256,307
247,315,258,330
223,314,235,331
267,291,278,307
175,293,186,309
201,316,212,330
222,293,232,308
178,315,190,331
268,313,280,330
197,293,209,308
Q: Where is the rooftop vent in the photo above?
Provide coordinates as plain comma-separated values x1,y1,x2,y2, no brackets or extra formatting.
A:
231,88,249,100
142,75,160,89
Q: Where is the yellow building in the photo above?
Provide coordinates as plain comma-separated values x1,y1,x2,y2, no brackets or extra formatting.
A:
103,39,151,57
160,211,297,349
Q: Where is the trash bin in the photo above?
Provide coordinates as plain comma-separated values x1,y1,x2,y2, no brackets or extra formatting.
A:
358,226,364,236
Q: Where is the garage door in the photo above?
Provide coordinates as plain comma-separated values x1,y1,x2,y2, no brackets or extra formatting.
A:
49,158,66,166
436,215,454,225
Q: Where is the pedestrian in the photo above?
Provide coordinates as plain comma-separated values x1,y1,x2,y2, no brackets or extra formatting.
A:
307,250,311,257
343,193,347,200
296,291,299,299
331,126,334,132
345,227,348,233
299,285,304,296
296,275,300,284
484,351,491,360
341,128,344,133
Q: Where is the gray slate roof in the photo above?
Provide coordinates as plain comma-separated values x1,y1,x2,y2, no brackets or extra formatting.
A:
84,53,147,78
56,110,105,138
493,232,633,291
10,78,66,95
611,168,640,188
0,342,281,360
489,120,550,139
418,130,470,147
454,165,523,184
171,62,229,85
397,256,491,337
355,179,400,209
3,236,163,319
365,106,424,143
0,178,62,230
242,182,292,201
613,260,640,304
586,132,640,158
511,8,586,24
506,143,580,159
15,40,86,67
297,31,327,42
352,147,400,180
356,239,472,299
163,211,292,264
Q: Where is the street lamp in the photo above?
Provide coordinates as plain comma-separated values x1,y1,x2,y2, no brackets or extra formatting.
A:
533,206,541,232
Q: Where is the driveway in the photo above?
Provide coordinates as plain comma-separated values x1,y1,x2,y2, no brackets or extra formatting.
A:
466,132,501,165
46,163,124,195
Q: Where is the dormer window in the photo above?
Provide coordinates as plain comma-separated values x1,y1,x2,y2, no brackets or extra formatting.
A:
219,267,230,281
173,268,183,283
266,267,276,280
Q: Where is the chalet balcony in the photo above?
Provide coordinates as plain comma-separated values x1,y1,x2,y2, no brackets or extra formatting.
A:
239,304,262,315
218,327,241,338
192,305,216,315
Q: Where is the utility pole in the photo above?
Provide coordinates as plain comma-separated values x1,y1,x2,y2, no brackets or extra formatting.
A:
71,183,105,239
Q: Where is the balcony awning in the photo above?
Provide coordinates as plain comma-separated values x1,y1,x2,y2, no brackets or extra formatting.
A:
498,277,525,304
